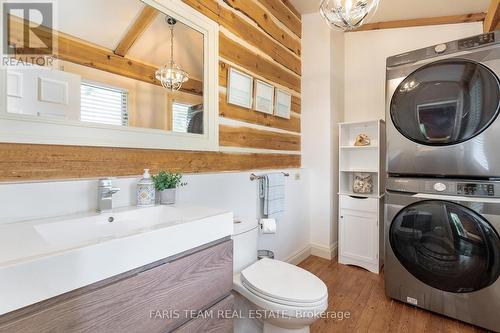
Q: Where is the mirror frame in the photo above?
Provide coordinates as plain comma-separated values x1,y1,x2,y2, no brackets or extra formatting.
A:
0,0,219,151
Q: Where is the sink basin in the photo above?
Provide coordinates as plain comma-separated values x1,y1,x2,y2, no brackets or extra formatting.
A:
34,206,198,249
0,204,233,315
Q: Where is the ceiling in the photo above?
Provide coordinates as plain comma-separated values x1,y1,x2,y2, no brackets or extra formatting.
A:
290,0,490,22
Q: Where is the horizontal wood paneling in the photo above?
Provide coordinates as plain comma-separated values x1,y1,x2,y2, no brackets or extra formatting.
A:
291,95,301,114
220,33,300,93
282,0,301,20
218,11,301,75
219,61,229,87
219,94,301,133
220,125,300,151
182,0,300,75
0,144,301,181
353,12,486,32
257,0,301,37
222,0,301,57
181,0,220,22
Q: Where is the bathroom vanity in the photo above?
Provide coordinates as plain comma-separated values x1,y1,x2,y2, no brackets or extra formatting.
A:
0,204,234,333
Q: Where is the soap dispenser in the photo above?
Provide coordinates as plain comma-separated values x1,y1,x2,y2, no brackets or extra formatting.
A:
137,169,155,207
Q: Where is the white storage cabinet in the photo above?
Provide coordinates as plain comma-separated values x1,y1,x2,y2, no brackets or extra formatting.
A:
338,120,385,274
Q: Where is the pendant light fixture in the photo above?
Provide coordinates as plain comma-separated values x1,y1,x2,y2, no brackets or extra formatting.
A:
155,16,189,91
320,0,380,31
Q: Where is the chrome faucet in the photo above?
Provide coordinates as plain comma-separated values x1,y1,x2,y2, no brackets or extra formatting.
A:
97,178,120,213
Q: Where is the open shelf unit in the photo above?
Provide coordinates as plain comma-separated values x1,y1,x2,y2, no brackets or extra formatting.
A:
338,120,385,274
339,120,385,197
339,171,380,197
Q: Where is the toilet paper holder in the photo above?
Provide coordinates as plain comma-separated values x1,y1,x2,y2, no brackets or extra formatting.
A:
259,218,277,234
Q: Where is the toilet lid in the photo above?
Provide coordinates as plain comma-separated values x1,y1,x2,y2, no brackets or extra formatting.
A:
241,258,327,304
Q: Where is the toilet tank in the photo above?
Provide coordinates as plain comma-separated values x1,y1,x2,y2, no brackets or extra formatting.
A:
232,217,259,273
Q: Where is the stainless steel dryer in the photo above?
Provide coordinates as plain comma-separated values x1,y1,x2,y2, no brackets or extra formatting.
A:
387,32,500,178
385,177,500,331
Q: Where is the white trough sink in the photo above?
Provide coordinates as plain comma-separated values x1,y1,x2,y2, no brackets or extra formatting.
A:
0,204,233,315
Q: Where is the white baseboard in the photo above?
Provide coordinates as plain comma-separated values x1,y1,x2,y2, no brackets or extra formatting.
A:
284,245,311,265
283,242,338,265
310,242,338,260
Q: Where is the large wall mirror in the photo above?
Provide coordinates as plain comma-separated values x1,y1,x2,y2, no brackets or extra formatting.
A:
0,0,219,150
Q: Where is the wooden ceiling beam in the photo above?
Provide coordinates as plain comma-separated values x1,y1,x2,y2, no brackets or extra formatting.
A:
352,12,486,32
114,5,159,57
484,0,500,32
8,15,203,95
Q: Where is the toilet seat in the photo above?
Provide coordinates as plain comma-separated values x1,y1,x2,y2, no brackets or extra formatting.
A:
242,279,328,308
237,258,328,312
234,274,328,318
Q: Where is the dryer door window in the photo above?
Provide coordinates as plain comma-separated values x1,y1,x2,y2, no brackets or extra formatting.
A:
390,200,500,293
390,59,500,146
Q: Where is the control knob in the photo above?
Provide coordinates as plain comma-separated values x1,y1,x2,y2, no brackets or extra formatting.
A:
434,183,447,192
434,44,447,54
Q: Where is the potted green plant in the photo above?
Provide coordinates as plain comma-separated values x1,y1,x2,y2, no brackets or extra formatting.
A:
152,171,187,205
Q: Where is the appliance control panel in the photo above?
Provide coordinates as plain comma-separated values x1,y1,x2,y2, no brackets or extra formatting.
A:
387,178,500,198
387,31,499,68
458,33,495,50
457,183,495,197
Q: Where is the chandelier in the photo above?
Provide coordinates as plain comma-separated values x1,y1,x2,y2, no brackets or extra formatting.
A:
155,17,189,91
320,0,380,31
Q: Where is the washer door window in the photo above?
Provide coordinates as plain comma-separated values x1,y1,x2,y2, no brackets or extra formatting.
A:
390,200,500,293
390,59,500,146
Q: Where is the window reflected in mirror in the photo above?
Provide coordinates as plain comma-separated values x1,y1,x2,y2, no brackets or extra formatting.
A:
3,0,205,135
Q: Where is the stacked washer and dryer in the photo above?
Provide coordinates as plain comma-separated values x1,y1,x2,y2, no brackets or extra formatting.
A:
385,31,500,332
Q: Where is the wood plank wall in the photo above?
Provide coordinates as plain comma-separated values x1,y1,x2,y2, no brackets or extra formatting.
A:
0,0,302,181
179,0,304,155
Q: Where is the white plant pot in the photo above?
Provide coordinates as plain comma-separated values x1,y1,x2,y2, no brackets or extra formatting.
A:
160,188,176,205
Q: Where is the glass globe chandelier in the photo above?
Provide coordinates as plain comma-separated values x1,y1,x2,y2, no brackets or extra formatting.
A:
155,17,189,91
320,0,380,31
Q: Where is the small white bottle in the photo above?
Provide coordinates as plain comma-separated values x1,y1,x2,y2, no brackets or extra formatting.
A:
137,169,155,207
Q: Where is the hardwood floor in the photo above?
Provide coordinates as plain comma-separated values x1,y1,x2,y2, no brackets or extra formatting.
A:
298,256,492,333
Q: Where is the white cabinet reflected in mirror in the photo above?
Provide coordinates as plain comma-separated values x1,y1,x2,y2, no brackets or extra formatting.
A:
0,0,219,151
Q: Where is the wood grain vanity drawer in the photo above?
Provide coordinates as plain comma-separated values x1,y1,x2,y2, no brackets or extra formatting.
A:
173,295,234,333
0,239,233,333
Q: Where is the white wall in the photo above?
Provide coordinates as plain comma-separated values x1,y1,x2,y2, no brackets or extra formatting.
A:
330,29,345,249
0,169,310,263
301,12,344,259
344,22,484,122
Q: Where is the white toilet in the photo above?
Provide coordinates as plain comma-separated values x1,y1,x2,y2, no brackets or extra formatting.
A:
232,218,328,333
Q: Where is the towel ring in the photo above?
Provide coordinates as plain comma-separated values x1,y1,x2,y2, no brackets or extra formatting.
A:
250,172,289,181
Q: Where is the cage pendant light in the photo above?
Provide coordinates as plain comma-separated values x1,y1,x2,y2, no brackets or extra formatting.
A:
320,0,380,31
155,17,189,91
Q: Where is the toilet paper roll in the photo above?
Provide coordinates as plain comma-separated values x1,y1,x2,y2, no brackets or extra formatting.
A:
260,218,277,234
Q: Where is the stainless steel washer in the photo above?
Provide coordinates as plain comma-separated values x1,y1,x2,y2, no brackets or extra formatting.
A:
385,177,500,331
386,31,500,178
